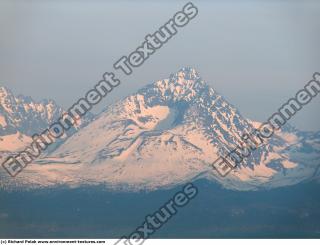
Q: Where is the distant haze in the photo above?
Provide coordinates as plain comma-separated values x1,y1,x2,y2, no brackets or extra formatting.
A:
0,0,319,131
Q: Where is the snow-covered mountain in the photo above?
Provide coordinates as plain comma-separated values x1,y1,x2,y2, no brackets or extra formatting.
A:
0,86,92,153
0,68,319,191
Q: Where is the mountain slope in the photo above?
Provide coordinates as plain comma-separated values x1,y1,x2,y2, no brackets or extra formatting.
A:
0,86,92,153
0,68,319,191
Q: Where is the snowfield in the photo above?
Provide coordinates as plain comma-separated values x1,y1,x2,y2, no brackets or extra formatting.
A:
0,68,319,191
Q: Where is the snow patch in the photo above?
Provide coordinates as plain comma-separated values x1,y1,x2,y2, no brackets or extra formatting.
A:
0,132,32,151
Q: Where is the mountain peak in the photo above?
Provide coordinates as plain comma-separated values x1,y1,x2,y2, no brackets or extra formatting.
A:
171,67,201,81
0,86,13,98
2,69,319,192
133,67,210,107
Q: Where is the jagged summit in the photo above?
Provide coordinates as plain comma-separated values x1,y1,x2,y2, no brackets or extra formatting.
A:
0,86,11,95
135,67,210,108
0,87,92,152
0,69,319,191
170,67,202,81
0,86,15,105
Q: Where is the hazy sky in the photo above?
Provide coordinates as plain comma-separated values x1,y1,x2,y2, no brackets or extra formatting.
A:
0,0,319,131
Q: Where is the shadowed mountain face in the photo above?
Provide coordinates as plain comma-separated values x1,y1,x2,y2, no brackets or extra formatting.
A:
0,88,95,178
0,86,92,153
0,87,64,153
0,86,64,136
0,68,319,191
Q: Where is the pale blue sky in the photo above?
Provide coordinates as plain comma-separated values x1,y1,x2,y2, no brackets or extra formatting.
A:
0,0,319,130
